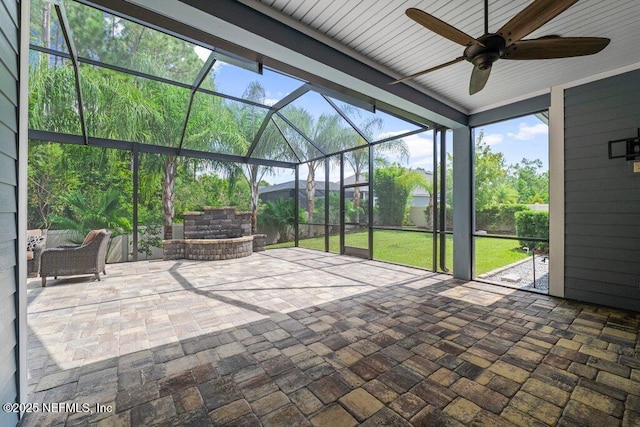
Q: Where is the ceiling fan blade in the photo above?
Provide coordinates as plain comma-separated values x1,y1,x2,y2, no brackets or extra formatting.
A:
504,37,610,60
497,0,579,46
390,56,465,85
469,65,491,95
406,8,481,47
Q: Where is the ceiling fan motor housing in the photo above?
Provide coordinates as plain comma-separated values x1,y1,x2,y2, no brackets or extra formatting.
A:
464,34,507,69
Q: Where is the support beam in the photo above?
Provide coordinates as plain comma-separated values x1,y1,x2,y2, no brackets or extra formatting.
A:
368,145,374,260
54,2,89,144
173,0,468,127
339,153,345,254
439,129,448,272
30,45,271,109
548,86,565,298
81,0,467,128
304,127,430,166
432,129,438,272
323,95,370,144
132,145,139,261
246,83,310,159
311,84,374,113
272,118,301,163
275,112,327,157
324,159,330,252
452,126,473,281
177,52,216,155
294,166,299,247
29,129,296,168
468,94,551,127
29,44,270,109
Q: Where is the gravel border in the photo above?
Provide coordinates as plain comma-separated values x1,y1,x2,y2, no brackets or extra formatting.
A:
478,254,549,294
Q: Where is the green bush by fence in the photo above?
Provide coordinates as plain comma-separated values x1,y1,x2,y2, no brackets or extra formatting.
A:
515,210,549,250
476,204,530,234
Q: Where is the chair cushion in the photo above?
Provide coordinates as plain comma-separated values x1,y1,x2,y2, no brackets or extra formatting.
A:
26,235,45,251
82,230,103,246
27,229,43,237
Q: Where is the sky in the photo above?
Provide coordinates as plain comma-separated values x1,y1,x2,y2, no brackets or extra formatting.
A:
475,116,549,170
197,47,548,185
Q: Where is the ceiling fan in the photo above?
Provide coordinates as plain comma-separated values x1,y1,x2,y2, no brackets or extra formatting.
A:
391,0,610,95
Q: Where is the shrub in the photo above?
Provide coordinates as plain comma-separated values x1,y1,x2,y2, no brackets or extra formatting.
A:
476,204,529,234
374,163,430,227
50,188,132,243
258,198,305,243
515,210,549,250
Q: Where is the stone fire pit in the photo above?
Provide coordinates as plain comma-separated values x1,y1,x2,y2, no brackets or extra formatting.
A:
163,207,266,261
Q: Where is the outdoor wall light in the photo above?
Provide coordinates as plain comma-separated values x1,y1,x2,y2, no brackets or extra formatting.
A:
608,128,640,160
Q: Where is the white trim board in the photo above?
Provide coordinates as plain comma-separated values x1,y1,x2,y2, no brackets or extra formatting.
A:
471,61,640,116
18,0,30,413
548,86,564,299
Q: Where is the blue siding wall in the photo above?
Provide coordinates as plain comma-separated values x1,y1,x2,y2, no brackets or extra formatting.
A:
564,69,640,312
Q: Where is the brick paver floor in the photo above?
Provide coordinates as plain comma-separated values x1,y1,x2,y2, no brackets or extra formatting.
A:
20,248,640,426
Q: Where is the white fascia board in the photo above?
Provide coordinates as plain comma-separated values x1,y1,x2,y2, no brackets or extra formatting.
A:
469,88,551,116
555,61,640,91
470,61,640,116
127,0,466,129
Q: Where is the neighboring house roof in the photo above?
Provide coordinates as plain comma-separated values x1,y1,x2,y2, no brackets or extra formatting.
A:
260,167,433,201
341,175,366,186
342,168,433,197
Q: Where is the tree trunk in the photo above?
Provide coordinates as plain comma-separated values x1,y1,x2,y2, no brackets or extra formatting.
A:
163,155,177,239
249,164,260,234
354,171,361,224
43,3,51,50
306,164,315,222
425,193,433,229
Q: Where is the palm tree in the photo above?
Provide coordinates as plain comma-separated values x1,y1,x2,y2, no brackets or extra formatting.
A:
304,113,346,222
128,61,241,238
258,197,303,243
30,11,260,238
278,105,348,223
29,58,84,134
230,82,274,233
341,109,410,223
50,188,131,242
493,182,519,205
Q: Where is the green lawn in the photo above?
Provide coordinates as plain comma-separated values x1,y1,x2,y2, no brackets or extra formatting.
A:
268,230,528,275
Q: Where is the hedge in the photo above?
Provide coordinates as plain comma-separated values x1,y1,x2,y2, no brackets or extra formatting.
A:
515,210,549,250
476,204,529,234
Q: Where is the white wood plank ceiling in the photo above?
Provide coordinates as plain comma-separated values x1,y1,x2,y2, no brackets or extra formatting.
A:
248,0,640,113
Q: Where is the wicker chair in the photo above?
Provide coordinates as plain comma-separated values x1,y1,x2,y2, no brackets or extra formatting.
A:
40,229,111,287
27,229,47,278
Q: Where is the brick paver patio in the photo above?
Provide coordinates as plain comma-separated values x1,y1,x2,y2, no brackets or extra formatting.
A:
21,248,640,426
